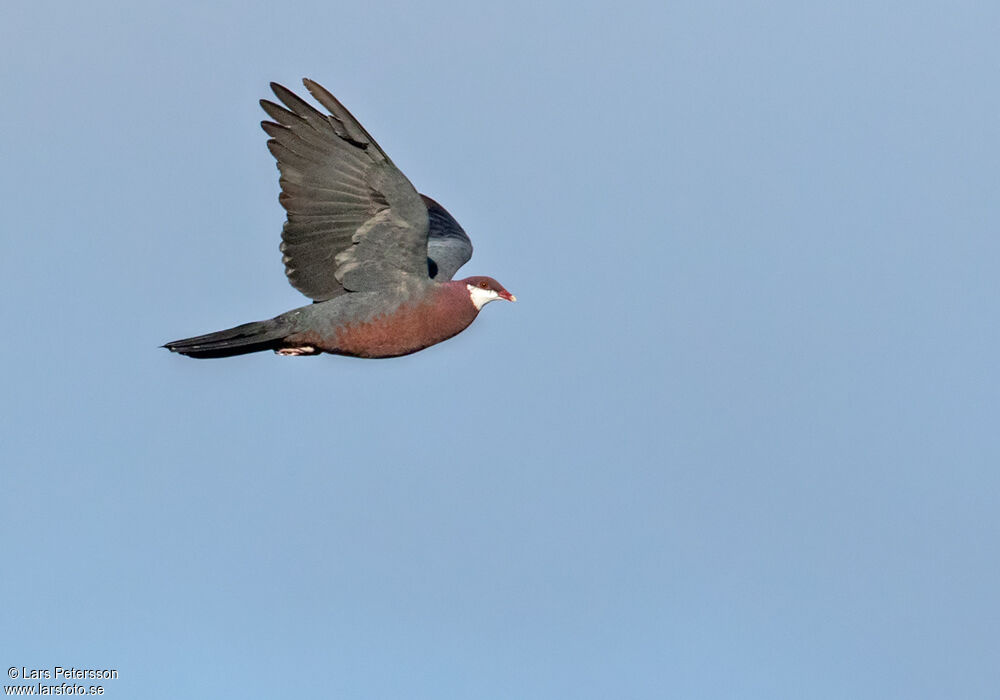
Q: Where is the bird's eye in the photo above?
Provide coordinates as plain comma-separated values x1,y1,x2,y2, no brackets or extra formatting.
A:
479,281,489,289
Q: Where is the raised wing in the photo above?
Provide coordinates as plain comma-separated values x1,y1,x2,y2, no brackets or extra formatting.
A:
422,195,473,280
261,79,430,300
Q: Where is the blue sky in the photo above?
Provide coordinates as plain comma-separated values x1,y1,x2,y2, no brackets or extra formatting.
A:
2,1,998,698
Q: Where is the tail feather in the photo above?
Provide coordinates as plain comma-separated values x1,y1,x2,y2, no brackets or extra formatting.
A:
164,318,289,359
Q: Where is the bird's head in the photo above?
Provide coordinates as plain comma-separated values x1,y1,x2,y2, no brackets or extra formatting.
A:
462,276,516,310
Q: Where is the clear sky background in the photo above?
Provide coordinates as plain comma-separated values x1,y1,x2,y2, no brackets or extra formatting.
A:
2,1,998,698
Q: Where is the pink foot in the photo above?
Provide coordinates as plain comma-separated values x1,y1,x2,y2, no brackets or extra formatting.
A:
276,346,318,356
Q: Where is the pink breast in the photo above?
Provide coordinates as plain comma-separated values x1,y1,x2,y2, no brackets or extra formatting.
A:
333,290,476,358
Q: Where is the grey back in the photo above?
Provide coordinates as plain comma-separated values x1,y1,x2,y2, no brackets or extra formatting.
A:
423,195,473,280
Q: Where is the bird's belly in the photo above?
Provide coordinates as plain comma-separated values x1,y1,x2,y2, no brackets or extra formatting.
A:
290,300,474,359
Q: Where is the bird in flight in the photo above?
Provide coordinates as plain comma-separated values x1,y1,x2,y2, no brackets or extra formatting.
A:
165,79,514,359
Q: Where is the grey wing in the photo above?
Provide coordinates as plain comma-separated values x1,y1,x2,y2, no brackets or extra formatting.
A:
422,195,473,280
261,79,430,300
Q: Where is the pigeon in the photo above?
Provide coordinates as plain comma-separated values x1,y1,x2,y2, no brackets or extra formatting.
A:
165,79,514,359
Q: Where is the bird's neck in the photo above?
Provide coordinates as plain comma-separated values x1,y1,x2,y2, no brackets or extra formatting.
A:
438,280,481,315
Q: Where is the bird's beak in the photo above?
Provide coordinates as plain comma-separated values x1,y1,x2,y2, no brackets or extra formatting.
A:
500,291,517,302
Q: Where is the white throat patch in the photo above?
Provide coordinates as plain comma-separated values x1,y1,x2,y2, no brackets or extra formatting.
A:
467,284,500,310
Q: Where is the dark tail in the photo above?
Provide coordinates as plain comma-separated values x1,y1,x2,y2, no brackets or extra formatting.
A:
164,318,290,359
